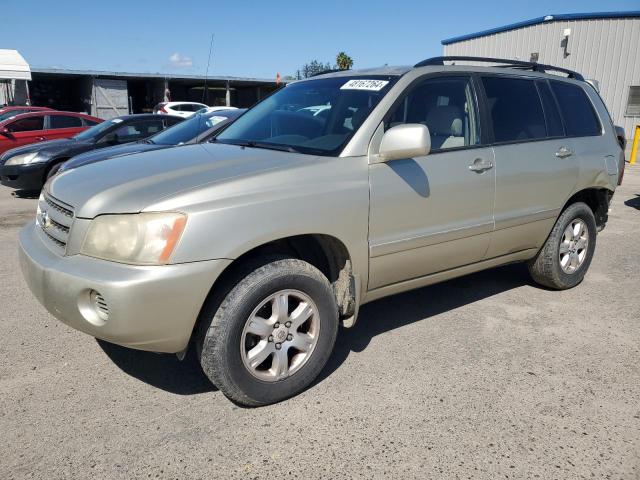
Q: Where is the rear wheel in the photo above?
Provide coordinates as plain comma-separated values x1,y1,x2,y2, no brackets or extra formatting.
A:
197,258,338,406
527,202,596,289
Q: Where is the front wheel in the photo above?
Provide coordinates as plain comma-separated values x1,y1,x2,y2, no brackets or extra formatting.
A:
197,258,338,406
527,202,597,290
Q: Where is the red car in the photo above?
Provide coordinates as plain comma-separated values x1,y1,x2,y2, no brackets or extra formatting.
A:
0,111,102,155
0,106,52,123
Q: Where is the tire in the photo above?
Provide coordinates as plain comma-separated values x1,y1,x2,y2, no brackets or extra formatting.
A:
527,202,597,290
197,258,339,407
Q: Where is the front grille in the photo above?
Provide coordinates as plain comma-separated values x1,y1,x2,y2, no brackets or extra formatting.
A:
37,193,74,253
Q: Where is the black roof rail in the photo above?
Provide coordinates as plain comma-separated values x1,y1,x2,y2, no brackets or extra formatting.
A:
310,68,344,77
413,56,584,81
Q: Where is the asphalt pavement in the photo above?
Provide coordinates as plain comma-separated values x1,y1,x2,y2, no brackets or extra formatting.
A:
0,168,639,479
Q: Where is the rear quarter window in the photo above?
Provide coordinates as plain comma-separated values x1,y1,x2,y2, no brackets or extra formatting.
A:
550,81,601,137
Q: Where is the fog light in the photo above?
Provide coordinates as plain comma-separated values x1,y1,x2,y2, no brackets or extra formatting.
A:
78,289,109,326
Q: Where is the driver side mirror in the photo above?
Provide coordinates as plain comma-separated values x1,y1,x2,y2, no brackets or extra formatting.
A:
377,124,430,162
0,127,11,137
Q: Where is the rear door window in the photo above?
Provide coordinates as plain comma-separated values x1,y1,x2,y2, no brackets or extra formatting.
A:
481,76,546,143
6,116,44,132
550,81,601,137
49,115,83,129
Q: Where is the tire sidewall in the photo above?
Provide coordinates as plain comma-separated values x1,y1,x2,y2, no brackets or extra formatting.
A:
201,261,338,405
551,203,597,288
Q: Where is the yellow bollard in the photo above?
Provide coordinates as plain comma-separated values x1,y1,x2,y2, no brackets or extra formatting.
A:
631,125,640,165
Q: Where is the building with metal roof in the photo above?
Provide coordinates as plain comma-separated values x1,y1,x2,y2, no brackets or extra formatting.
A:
442,11,640,141
0,53,279,118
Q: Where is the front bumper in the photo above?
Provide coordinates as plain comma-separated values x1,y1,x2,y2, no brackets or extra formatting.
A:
19,222,231,353
0,162,47,190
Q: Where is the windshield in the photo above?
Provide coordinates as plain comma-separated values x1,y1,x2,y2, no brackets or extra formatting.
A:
150,111,233,145
216,76,398,156
74,118,119,142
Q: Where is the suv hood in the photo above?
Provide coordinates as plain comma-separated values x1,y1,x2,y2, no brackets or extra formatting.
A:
48,143,312,218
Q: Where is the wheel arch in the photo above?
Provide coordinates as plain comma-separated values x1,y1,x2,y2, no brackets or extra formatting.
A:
190,233,357,350
561,187,613,230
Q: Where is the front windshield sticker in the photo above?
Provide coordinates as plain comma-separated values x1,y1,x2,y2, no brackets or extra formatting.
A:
340,79,389,91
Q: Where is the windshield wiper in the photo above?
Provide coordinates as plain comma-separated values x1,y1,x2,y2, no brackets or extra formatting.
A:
247,141,300,153
215,139,299,153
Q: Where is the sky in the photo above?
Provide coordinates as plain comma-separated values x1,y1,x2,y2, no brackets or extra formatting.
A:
1,0,638,80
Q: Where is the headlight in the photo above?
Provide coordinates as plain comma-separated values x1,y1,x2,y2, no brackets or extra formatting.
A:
80,212,187,265
5,152,44,165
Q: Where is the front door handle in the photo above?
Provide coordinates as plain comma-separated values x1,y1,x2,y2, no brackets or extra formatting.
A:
469,159,494,173
555,146,573,158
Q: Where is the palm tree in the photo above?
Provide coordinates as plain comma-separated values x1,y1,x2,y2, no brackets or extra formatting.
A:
336,52,354,70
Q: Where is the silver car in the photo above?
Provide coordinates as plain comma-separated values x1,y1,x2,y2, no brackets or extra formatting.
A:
19,57,622,406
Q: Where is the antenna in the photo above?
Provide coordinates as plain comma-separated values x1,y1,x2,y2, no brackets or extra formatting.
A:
202,33,214,104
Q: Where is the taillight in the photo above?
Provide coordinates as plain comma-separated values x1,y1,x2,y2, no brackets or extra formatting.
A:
619,159,625,185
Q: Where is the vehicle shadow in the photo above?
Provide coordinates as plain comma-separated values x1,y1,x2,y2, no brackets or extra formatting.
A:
315,262,532,385
97,339,217,395
12,189,40,199
624,194,640,210
98,262,531,399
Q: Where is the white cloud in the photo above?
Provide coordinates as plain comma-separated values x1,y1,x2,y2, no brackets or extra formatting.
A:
168,52,193,68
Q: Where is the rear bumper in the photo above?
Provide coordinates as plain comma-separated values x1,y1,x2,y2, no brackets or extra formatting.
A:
19,222,231,353
0,163,47,190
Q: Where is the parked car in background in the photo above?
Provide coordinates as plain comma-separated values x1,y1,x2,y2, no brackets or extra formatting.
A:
0,111,101,156
153,101,209,118
0,113,182,190
201,106,239,113
59,109,245,173
0,106,53,123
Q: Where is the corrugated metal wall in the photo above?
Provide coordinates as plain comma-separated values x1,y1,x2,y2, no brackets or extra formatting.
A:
444,18,640,140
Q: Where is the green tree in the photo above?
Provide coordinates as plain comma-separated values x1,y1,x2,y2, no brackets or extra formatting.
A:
301,60,333,78
336,52,354,70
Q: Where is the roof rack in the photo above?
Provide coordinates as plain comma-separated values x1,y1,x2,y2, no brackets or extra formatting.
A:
413,56,584,81
310,69,344,77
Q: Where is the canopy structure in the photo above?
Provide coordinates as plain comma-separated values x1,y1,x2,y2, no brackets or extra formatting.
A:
0,49,31,81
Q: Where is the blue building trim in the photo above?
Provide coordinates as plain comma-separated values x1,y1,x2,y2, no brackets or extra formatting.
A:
441,11,640,45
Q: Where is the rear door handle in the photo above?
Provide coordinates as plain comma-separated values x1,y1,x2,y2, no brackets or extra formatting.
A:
469,159,494,172
555,146,573,158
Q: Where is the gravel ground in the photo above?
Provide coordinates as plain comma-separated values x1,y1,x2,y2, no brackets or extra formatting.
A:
0,167,639,479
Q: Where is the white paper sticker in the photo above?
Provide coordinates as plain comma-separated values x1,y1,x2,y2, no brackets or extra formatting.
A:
340,79,389,91
207,116,227,126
